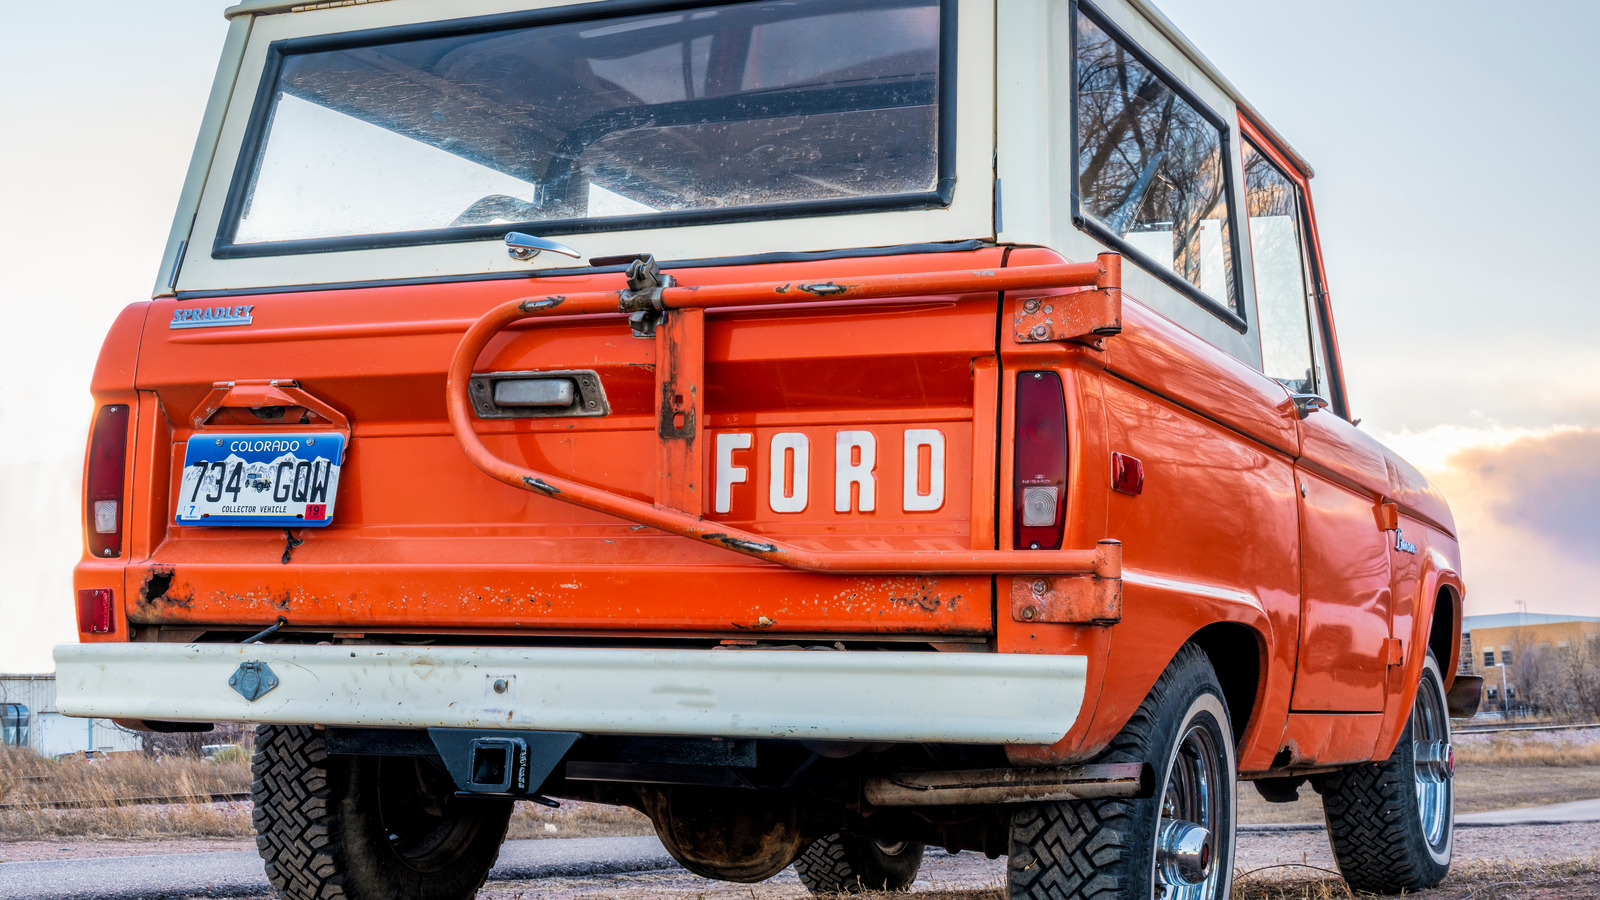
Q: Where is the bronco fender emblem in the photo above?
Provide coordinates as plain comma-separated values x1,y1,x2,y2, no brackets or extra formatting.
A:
228,661,280,701
1394,529,1418,555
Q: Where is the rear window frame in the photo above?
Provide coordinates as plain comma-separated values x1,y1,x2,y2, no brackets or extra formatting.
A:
1068,0,1248,333
211,0,960,261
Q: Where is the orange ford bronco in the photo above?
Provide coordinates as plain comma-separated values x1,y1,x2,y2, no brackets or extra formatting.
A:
59,1,1483,898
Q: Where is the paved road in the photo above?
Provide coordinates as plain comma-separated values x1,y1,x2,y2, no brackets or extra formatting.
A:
7,799,1600,900
1456,796,1600,825
0,836,677,900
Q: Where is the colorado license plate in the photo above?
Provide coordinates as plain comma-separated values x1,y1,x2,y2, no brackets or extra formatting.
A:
176,433,345,526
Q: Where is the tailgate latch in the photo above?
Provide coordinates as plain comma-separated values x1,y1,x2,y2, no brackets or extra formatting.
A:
595,253,675,337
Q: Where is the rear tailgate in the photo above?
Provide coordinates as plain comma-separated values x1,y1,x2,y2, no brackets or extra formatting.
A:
128,250,1005,637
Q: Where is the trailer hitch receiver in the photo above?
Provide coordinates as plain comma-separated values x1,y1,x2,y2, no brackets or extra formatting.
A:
428,728,579,796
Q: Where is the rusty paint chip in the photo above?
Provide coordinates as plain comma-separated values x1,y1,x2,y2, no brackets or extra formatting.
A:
522,476,561,495
701,533,777,554
797,281,847,296
520,296,565,312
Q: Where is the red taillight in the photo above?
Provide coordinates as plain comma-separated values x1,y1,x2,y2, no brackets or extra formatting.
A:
86,404,129,559
1014,371,1067,550
76,588,115,634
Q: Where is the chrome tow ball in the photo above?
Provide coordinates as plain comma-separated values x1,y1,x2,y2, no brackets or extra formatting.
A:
1156,819,1213,886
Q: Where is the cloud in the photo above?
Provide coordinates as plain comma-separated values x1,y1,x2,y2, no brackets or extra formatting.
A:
1387,425,1600,618
1453,430,1600,561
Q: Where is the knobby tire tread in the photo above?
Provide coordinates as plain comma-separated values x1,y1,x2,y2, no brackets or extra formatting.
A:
1319,653,1451,894
796,834,858,894
795,833,924,894
1007,643,1215,900
252,724,348,900
1321,758,1424,892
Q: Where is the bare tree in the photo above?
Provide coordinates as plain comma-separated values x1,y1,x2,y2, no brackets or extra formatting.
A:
1507,629,1600,723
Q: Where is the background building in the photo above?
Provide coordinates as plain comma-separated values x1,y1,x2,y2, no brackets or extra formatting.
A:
0,673,143,756
1463,613,1600,714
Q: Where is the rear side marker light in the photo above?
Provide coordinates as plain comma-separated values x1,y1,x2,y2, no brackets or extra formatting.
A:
86,404,129,558
1014,371,1068,550
77,588,115,634
1111,452,1145,496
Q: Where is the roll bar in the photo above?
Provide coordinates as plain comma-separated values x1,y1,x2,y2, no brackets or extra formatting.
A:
445,252,1122,578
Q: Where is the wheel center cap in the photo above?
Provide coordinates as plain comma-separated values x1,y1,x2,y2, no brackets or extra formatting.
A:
1156,819,1213,886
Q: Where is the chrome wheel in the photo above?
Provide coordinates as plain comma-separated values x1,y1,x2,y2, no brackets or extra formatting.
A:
1412,668,1453,850
1153,723,1223,899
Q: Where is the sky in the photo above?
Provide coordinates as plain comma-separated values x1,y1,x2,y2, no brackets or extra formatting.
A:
2,0,1598,671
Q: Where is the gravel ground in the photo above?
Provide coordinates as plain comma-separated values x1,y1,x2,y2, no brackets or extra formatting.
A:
484,850,1003,900
469,822,1600,900
5,822,1599,898
0,838,254,864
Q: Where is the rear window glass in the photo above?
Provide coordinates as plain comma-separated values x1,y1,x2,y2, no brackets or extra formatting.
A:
1073,6,1237,313
219,0,946,256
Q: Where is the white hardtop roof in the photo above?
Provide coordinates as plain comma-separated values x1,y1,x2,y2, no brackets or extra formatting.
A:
220,0,1314,177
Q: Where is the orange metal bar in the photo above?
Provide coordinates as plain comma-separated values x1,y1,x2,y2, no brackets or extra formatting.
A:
445,257,1122,576
654,307,704,514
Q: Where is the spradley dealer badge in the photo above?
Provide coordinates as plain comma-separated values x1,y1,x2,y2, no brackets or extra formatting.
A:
170,304,254,329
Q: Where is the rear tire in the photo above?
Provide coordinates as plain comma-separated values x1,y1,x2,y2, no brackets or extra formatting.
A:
251,724,512,900
1318,652,1453,893
794,834,925,894
1007,643,1235,900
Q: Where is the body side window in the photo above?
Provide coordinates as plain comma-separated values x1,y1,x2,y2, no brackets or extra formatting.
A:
1071,1,1244,327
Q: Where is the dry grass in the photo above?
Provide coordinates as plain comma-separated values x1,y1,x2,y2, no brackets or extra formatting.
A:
1237,763,1600,827
1237,728,1600,826
507,800,656,840
0,745,253,840
0,745,251,804
0,744,651,842
1232,857,1600,899
1455,732,1600,768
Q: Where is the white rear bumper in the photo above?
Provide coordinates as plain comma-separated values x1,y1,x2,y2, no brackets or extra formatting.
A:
53,643,1086,745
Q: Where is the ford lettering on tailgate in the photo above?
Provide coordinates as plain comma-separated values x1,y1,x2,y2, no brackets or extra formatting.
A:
177,434,345,526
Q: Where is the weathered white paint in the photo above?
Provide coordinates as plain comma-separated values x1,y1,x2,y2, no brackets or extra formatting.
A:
713,432,751,514
903,428,946,512
768,432,809,513
995,0,1265,369
835,431,877,513
54,643,1088,745
173,0,998,293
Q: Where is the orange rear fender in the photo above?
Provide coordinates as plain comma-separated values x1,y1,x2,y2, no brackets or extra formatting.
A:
1005,575,1275,766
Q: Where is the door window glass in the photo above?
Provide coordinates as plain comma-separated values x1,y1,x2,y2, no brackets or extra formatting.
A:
1074,8,1237,312
1242,141,1317,394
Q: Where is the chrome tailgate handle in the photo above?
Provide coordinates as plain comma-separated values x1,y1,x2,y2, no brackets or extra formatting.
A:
494,377,575,408
469,370,608,419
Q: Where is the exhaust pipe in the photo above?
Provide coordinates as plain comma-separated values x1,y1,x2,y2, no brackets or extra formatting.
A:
864,762,1152,807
